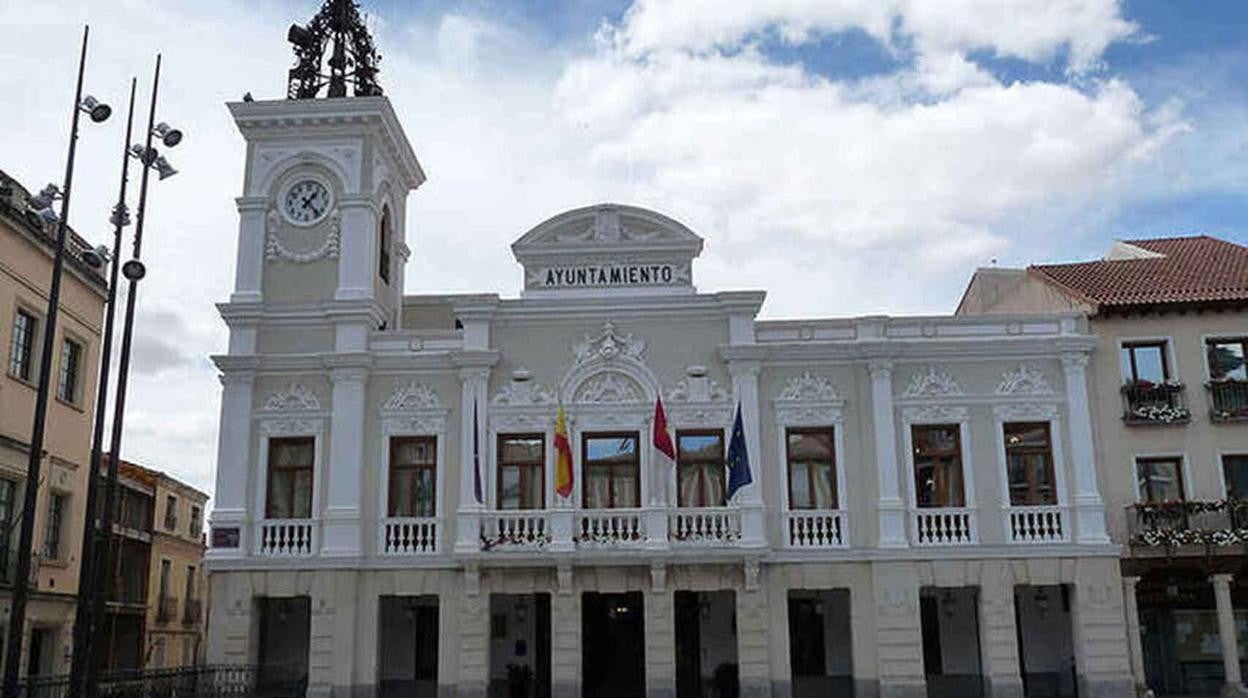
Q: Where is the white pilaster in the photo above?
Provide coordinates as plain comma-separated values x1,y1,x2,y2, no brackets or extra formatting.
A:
729,360,765,548
870,360,907,547
456,366,489,554
208,369,255,559
231,197,266,303
1061,352,1110,544
322,366,367,556
1212,574,1245,691
335,198,377,302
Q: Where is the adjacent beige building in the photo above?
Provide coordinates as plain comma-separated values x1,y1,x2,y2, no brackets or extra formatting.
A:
960,235,1248,697
0,169,107,677
146,468,208,668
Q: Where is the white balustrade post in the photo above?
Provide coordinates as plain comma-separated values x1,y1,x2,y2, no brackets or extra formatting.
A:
1212,574,1245,691
322,365,367,556
870,360,907,547
455,366,489,554
1062,352,1110,544
729,360,766,548
1122,576,1154,698
208,368,255,559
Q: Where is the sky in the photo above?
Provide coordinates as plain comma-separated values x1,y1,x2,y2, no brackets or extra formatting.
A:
1,0,1246,501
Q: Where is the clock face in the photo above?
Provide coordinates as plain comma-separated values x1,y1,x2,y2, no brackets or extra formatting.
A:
282,179,332,225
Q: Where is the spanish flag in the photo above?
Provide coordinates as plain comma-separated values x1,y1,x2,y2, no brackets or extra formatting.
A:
554,404,574,499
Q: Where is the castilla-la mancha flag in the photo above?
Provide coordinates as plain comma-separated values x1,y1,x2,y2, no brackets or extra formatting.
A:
554,404,574,498
653,396,676,467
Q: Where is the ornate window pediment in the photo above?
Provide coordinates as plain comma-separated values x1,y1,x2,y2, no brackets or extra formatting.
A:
774,372,845,425
574,371,645,405
995,364,1055,396
558,321,659,406
262,381,322,411
900,366,963,399
381,380,442,411
573,322,646,366
901,404,969,423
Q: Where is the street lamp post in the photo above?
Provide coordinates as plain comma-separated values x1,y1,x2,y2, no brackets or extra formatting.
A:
1,26,111,698
65,76,137,698
84,54,180,698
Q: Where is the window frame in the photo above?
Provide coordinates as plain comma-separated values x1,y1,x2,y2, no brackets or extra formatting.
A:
1134,455,1187,503
42,491,66,560
264,436,316,519
1002,422,1058,506
1120,339,1173,384
675,429,726,508
1207,336,1248,382
164,494,178,531
189,504,202,537
378,206,392,285
909,423,968,509
784,426,839,510
1221,452,1248,500
496,433,546,510
581,431,641,509
388,435,438,518
56,336,83,404
8,307,38,382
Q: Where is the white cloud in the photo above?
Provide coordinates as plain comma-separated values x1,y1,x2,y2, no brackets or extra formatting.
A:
0,0,1199,503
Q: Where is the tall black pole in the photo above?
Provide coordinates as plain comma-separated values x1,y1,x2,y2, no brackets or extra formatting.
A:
66,77,136,698
2,26,90,698
84,54,160,698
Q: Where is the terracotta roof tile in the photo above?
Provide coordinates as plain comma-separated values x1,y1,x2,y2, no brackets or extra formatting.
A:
1028,235,1248,311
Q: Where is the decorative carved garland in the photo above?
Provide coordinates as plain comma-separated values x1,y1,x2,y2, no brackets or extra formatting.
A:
265,208,342,263
262,381,321,411
382,380,442,411
900,365,963,398
996,364,1054,396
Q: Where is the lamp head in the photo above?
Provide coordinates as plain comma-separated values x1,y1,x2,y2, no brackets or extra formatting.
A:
153,156,178,181
129,145,157,166
30,184,61,211
81,244,111,269
153,122,183,148
80,95,112,123
121,259,146,281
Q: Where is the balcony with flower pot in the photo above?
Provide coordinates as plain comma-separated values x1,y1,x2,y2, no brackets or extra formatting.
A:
1208,379,1248,423
1127,500,1248,553
1121,380,1191,426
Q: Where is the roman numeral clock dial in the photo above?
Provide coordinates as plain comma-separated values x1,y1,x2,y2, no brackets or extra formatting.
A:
282,179,331,225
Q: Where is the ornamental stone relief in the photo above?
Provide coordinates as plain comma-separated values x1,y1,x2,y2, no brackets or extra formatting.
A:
258,417,322,436
491,379,555,406
667,373,728,403
995,364,1054,396
265,209,342,263
262,381,321,411
574,372,644,404
573,322,646,365
900,366,963,398
381,415,446,435
992,402,1060,421
776,372,841,402
901,404,969,423
381,380,442,411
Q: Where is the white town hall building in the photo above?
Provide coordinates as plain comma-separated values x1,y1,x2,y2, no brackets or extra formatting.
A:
204,93,1137,697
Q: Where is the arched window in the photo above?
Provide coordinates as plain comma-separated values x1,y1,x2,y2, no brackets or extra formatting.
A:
378,207,391,284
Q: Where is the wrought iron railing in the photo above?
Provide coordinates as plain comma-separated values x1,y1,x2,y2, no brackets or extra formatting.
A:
18,664,259,698
1208,380,1248,422
1121,381,1190,425
1127,500,1248,547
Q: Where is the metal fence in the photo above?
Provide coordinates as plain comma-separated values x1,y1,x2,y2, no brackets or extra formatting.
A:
18,665,257,698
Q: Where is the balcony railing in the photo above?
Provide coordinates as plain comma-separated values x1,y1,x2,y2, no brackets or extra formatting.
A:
669,507,741,545
481,511,551,550
1121,381,1190,425
183,598,203,625
1208,380,1248,422
1128,500,1248,547
156,595,178,623
380,517,438,555
1006,505,1068,543
783,509,847,548
257,519,316,556
912,507,978,545
576,508,645,546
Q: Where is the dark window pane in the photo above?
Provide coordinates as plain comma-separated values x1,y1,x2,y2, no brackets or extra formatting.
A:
1137,459,1183,503
1209,340,1248,381
1224,455,1248,499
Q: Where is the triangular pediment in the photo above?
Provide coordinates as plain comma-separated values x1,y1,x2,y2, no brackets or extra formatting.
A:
512,204,703,296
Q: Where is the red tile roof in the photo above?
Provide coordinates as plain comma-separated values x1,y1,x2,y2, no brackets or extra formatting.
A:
1029,236,1248,312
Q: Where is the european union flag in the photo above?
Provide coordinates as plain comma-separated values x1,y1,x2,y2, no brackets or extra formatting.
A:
726,402,752,500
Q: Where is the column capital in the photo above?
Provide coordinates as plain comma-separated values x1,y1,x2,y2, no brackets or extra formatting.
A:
458,366,491,382
727,360,761,378
868,359,894,378
1061,351,1090,370
219,369,257,387
1122,575,1141,589
1212,572,1236,586
329,365,369,384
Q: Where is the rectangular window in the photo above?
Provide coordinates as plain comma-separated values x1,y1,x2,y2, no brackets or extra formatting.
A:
266,437,314,519
1121,341,1170,384
1209,338,1248,381
164,495,178,530
378,211,391,284
189,505,202,537
676,430,725,507
389,436,437,517
912,424,965,508
583,432,640,509
9,309,37,381
1136,457,1185,503
497,434,544,510
159,559,171,598
1004,422,1057,506
1223,455,1248,499
185,565,196,601
0,478,16,581
786,427,838,510
42,493,65,559
56,338,82,403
